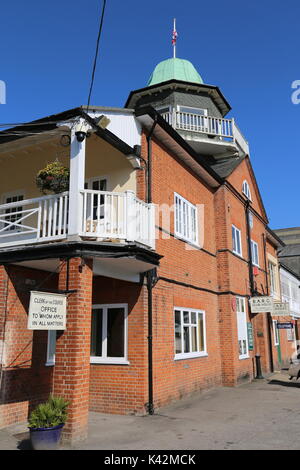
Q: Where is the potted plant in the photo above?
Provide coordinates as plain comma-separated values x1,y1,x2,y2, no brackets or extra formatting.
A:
28,396,69,450
36,161,70,195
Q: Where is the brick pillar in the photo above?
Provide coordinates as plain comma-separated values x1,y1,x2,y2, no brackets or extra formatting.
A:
53,257,93,444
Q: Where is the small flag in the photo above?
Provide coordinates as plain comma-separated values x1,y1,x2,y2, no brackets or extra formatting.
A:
172,28,178,46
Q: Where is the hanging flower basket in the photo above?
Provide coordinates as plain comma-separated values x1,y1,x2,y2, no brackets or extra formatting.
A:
36,161,70,194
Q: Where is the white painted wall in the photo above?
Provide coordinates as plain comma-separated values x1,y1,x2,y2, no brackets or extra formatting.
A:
280,267,300,318
87,108,142,149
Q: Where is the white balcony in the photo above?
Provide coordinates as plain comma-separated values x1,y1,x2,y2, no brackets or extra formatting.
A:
160,110,249,157
0,190,155,250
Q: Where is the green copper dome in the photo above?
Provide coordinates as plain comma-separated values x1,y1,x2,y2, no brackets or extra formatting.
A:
147,58,203,86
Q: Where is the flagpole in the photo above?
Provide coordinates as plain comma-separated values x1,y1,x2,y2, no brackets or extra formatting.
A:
173,18,176,58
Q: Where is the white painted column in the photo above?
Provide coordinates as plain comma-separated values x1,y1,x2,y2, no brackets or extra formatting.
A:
68,126,86,237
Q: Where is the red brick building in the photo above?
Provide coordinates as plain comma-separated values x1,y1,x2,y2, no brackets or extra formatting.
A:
0,57,294,443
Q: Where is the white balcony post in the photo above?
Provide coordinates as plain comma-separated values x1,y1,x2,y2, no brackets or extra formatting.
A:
149,203,156,250
125,190,136,242
68,126,86,237
231,117,236,141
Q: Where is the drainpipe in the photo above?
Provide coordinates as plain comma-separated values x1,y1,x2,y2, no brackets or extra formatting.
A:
245,201,262,376
145,117,157,415
263,233,274,373
146,116,158,204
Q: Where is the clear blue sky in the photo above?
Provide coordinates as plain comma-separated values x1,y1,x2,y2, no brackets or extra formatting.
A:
1,0,299,229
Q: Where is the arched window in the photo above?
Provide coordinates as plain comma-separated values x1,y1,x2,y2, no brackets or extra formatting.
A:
242,180,251,200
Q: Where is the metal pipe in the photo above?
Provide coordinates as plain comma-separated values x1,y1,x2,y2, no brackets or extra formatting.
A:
146,117,157,204
147,270,154,415
145,118,157,415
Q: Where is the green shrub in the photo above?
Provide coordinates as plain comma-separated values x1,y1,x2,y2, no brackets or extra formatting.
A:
28,396,69,429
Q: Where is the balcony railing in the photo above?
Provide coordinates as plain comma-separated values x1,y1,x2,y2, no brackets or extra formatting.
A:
0,190,155,250
160,111,249,155
80,190,155,249
0,192,69,247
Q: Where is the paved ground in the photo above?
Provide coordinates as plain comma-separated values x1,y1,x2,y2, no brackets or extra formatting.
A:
1,370,300,450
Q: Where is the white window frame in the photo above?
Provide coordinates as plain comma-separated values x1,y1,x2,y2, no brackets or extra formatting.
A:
177,105,208,115
273,320,279,346
269,261,278,297
232,225,242,257
174,192,198,246
84,175,109,191
46,330,56,366
236,297,249,360
1,190,25,233
90,303,129,365
248,211,253,230
251,240,259,267
242,180,251,200
174,307,207,360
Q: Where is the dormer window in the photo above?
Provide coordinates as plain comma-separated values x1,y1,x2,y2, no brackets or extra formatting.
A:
242,180,251,200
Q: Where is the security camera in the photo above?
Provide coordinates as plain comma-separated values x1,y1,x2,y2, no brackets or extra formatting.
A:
75,131,86,142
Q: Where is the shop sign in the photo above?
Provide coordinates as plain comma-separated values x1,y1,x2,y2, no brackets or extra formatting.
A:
27,291,67,330
276,322,294,329
249,296,273,313
247,322,254,350
271,302,290,317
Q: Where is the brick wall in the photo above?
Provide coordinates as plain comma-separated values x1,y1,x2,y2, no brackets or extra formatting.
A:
0,265,57,428
89,276,148,415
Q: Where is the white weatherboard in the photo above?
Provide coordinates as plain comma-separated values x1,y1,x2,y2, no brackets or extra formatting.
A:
28,291,67,330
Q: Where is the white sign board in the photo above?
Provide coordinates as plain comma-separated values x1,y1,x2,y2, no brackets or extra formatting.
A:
271,302,290,317
250,296,273,313
28,291,67,330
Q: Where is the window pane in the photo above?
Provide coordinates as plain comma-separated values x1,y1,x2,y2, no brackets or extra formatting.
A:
47,330,56,364
90,309,103,356
183,326,190,353
232,226,236,252
174,310,182,354
183,311,190,324
197,314,205,351
107,308,124,357
191,326,197,352
236,231,241,254
191,312,197,324
180,106,206,116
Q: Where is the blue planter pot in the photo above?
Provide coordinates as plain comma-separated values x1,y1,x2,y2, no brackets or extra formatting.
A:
29,424,64,450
